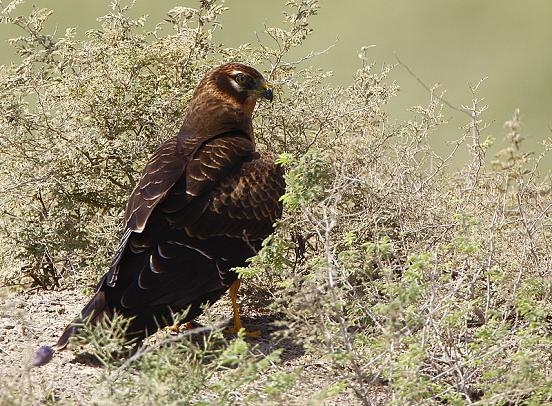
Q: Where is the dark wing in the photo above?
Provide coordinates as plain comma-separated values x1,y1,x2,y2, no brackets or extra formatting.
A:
106,137,187,287
112,142,284,321
104,134,283,336
116,132,280,292
124,137,186,233
107,132,255,287
121,130,250,231
57,133,283,344
53,132,284,349
185,152,285,241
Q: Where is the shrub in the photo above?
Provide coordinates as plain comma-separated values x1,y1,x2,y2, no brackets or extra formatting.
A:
1,0,551,404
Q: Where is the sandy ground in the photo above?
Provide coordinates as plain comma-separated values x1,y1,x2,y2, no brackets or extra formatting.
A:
1,290,99,404
0,288,370,405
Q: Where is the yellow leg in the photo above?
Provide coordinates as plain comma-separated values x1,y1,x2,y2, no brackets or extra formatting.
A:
229,279,243,332
226,279,260,337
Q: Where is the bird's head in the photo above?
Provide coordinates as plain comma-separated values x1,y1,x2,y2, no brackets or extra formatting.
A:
182,63,273,139
194,63,273,118
213,63,273,102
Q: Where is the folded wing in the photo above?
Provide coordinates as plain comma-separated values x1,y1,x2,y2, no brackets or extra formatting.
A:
55,132,284,347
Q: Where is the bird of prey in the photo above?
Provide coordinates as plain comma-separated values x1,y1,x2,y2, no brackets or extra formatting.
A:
33,63,284,366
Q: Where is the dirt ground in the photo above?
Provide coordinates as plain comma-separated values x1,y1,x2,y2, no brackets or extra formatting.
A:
0,288,374,405
1,290,99,404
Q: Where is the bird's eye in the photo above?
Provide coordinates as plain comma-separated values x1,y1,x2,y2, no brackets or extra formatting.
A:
234,73,247,85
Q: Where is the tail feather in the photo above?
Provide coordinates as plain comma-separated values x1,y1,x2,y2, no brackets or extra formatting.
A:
32,289,109,367
55,289,109,349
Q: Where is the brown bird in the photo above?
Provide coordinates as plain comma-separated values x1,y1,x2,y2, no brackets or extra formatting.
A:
33,63,284,366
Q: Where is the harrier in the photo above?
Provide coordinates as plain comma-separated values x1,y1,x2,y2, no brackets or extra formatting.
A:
33,63,284,366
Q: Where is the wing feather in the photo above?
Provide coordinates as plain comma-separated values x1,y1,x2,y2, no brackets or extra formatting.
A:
111,137,283,319
124,138,185,232
185,153,285,241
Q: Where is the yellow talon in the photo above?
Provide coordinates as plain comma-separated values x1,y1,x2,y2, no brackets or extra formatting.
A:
165,321,197,334
166,323,181,334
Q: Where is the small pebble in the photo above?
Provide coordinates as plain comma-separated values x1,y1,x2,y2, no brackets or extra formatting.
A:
32,346,55,367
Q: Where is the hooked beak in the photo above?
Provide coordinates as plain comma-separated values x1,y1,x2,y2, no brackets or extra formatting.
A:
259,81,273,102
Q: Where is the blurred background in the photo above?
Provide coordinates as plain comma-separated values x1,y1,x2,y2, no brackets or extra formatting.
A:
1,0,550,168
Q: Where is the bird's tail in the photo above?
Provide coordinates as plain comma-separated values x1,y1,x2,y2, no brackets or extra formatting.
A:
32,288,109,367
55,289,109,350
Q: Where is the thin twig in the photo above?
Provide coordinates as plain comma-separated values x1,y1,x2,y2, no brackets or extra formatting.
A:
394,53,470,117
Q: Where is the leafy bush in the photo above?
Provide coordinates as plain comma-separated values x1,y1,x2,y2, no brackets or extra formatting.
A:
1,0,551,404
0,0,226,288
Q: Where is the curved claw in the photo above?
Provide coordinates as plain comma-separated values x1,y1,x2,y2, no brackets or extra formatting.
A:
164,321,200,334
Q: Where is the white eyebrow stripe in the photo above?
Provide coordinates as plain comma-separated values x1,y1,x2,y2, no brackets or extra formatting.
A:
230,70,244,76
